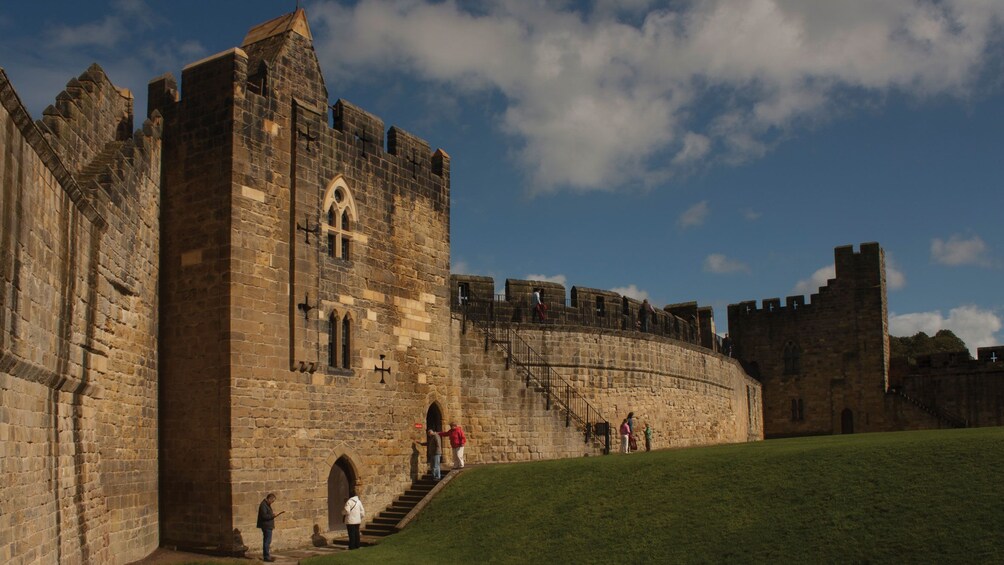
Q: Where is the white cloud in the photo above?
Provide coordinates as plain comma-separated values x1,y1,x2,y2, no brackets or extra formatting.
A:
743,209,762,221
677,200,709,229
609,284,649,301
931,234,993,267
672,132,711,164
48,16,128,49
703,253,750,274
525,273,567,287
311,0,1004,193
885,257,907,291
793,264,835,295
890,305,1002,355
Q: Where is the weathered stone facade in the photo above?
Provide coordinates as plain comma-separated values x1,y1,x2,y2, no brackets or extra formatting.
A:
890,347,1004,428
1,10,763,563
0,65,161,564
729,244,892,437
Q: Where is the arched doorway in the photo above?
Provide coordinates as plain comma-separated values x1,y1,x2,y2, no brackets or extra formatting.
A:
841,408,854,434
426,403,443,433
327,457,356,532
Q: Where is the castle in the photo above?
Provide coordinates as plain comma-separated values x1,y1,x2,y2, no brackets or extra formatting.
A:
0,11,760,563
4,9,1000,564
728,243,1004,438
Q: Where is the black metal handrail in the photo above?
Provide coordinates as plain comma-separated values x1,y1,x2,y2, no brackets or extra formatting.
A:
457,296,611,454
887,387,968,428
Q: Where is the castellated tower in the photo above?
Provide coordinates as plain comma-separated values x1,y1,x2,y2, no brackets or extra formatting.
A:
152,10,452,553
728,243,891,438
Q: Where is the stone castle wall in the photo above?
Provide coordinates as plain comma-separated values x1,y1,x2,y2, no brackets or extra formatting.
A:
2,10,764,562
448,322,761,468
453,321,761,451
0,67,161,564
892,348,1004,427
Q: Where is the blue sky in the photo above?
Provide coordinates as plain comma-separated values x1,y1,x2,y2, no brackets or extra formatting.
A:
2,0,1002,351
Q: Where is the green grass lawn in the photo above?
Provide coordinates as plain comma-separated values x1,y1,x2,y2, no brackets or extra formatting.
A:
305,428,1004,564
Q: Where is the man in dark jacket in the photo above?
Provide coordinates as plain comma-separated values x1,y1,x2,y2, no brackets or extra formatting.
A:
421,429,443,479
257,493,284,562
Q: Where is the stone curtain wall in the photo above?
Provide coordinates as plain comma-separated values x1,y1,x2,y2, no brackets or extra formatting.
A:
0,68,161,564
525,327,761,447
452,320,762,461
450,320,608,464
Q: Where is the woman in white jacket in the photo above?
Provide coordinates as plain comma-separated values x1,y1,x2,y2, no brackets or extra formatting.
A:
343,491,366,550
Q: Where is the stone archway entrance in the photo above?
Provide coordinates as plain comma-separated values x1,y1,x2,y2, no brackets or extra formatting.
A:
841,408,854,434
426,403,443,433
327,457,356,532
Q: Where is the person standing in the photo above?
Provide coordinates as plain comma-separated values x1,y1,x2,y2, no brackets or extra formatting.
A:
439,421,467,469
531,289,548,321
417,429,443,479
722,333,733,357
644,423,653,452
639,299,655,332
619,418,631,454
343,490,366,550
256,493,284,562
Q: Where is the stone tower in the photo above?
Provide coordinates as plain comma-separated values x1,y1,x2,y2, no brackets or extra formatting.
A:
152,10,452,552
728,243,890,438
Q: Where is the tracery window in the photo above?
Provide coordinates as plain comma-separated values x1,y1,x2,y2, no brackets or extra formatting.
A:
323,177,358,261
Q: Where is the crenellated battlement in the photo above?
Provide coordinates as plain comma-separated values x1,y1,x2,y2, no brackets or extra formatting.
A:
36,63,134,174
333,99,385,152
729,294,815,318
728,242,884,321
452,274,712,348
331,100,449,180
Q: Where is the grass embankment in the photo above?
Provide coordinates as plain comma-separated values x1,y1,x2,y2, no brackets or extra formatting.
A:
307,428,1004,564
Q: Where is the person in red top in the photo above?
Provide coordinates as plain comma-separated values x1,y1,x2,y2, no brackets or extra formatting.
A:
438,421,467,469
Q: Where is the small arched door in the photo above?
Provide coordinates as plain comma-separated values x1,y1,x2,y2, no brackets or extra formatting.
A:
841,408,854,434
327,457,356,531
426,403,443,433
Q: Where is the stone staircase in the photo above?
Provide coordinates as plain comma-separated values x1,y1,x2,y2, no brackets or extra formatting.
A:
458,299,611,454
331,471,452,549
887,387,968,429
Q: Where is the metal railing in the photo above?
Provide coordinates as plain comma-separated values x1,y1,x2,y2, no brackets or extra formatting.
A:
887,386,968,428
457,296,611,454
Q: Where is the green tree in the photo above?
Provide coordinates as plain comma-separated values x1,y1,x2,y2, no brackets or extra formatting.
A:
890,329,969,361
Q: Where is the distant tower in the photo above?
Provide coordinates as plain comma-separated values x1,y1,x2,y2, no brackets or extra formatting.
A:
728,243,890,438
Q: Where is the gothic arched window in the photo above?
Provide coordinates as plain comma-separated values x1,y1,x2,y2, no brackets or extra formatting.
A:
341,315,352,369
328,312,338,367
322,177,358,261
783,341,801,375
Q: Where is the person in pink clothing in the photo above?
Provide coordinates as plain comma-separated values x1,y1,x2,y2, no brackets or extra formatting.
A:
438,422,467,469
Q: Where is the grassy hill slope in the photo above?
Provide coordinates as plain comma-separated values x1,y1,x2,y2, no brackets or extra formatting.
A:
309,428,1004,564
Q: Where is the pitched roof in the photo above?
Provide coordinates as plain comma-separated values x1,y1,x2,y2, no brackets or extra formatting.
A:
241,8,312,47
